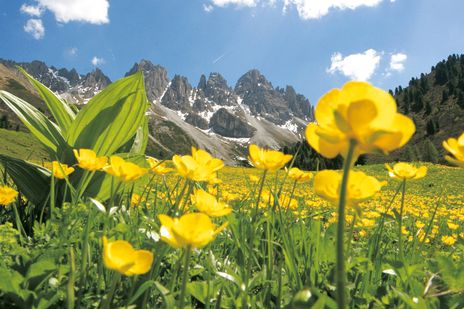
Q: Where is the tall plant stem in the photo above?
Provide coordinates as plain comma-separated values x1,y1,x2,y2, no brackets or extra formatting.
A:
398,179,407,261
178,246,192,309
336,140,356,309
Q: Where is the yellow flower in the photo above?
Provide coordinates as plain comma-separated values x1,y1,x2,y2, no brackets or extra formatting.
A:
103,156,148,182
172,147,224,182
102,236,153,276
191,189,232,217
158,213,228,249
447,222,459,230
305,81,415,159
52,161,75,179
0,186,18,205
248,144,293,171
441,235,457,246
73,149,107,171
385,162,427,180
313,170,383,206
443,132,464,167
249,175,260,184
287,167,313,183
147,157,173,175
130,193,145,207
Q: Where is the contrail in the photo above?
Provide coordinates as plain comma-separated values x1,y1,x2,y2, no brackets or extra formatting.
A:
212,52,227,64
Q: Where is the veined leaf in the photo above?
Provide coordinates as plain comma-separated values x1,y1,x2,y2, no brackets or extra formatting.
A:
0,154,51,207
0,91,67,157
66,71,149,156
18,67,75,134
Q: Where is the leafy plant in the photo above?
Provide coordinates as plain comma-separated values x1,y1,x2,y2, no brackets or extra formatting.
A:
0,68,150,205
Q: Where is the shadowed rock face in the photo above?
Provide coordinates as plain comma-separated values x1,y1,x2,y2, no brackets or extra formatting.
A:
210,108,255,138
235,69,312,124
161,75,192,113
126,59,170,102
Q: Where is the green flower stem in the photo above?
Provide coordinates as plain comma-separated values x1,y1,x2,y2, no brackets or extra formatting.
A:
398,179,407,261
67,246,76,309
336,139,356,309
179,246,192,309
79,208,94,295
101,272,121,309
12,202,26,241
50,174,55,221
253,170,268,218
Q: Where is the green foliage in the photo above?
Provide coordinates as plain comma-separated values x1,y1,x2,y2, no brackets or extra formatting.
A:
422,138,440,163
282,141,343,171
0,70,150,204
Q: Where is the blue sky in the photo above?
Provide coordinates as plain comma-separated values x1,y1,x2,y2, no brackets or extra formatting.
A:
1,0,464,103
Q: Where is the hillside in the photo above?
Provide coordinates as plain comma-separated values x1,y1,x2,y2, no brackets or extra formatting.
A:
0,59,313,164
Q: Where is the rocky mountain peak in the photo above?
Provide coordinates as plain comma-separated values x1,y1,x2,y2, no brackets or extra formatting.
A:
197,74,207,92
235,69,273,94
125,59,169,102
81,68,111,90
161,74,192,112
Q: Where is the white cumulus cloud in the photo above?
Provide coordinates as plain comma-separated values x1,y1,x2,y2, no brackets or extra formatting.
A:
210,0,259,8
24,19,45,39
91,56,105,66
283,0,383,19
327,49,381,81
389,52,407,72
67,47,78,57
20,4,43,17
35,0,109,24
204,4,214,12
207,0,394,19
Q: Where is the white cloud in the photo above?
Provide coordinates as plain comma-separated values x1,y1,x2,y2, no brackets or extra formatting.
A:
35,0,109,24
67,47,78,57
20,4,43,17
24,19,45,39
91,56,105,66
389,52,407,72
327,49,381,81
207,0,394,19
210,0,259,8
283,0,383,19
204,4,214,12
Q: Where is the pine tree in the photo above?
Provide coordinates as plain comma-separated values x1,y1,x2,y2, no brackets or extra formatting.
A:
422,139,440,163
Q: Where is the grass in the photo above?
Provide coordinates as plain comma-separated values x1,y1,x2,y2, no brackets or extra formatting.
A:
2,160,463,308
0,128,49,161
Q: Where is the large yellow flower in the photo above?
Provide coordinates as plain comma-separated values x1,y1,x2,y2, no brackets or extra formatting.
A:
248,144,293,171
158,213,228,249
103,156,148,182
172,147,224,182
73,149,107,171
443,132,464,167
306,81,415,159
191,189,232,217
102,236,153,276
0,186,18,205
385,162,427,180
147,157,173,175
287,167,313,183
52,161,75,179
314,170,383,206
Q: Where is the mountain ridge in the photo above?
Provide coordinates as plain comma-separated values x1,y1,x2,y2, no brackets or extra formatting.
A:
0,58,313,164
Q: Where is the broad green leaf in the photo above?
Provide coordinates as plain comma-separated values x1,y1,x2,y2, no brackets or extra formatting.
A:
115,118,149,154
18,67,75,134
0,154,51,207
66,72,149,156
0,91,67,157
